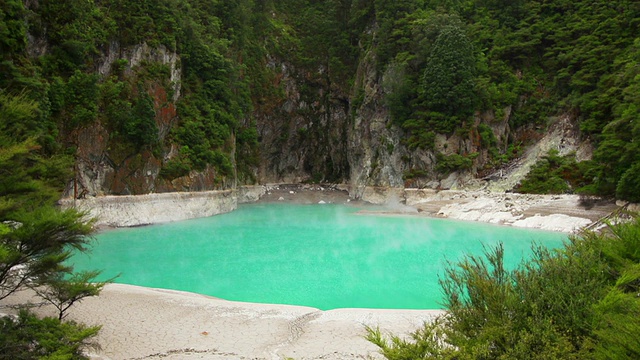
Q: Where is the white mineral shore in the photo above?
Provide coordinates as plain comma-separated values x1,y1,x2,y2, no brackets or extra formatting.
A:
361,187,618,233
4,284,443,360
409,190,600,233
57,185,618,233
58,190,237,227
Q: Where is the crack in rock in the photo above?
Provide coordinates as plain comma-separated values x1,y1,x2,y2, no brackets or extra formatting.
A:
288,311,322,343
265,310,322,359
126,348,235,359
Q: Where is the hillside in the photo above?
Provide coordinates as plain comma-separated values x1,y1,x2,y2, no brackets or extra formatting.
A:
1,0,639,201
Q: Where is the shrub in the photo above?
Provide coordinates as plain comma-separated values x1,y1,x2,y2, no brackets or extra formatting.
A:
616,161,640,203
435,153,473,174
0,310,99,360
477,124,497,148
517,150,596,195
160,156,191,180
368,218,640,360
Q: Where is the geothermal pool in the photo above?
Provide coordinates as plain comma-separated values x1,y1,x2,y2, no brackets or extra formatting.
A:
71,203,567,310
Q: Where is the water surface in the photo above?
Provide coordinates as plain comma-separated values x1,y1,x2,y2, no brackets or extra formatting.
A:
71,203,566,309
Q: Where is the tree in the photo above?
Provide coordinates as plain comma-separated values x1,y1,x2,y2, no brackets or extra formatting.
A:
0,205,94,301
616,162,640,202
32,270,109,321
126,89,159,149
1,93,103,358
0,136,94,301
420,24,477,132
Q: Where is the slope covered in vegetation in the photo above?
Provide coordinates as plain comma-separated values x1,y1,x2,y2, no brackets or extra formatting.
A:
1,0,639,198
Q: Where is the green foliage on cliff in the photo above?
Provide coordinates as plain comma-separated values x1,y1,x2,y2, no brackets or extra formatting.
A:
420,24,477,132
368,218,640,359
368,0,640,200
435,153,474,174
1,0,640,196
516,150,597,195
1,0,263,188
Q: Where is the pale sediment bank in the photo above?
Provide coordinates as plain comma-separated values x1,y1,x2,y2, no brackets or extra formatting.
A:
359,187,618,233
58,185,619,232
58,190,237,228
4,284,443,360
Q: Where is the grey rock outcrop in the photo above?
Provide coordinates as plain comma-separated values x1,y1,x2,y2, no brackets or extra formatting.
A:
348,49,411,198
61,43,200,197
255,58,350,184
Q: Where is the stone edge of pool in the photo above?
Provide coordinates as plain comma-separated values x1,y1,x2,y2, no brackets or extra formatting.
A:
59,184,620,233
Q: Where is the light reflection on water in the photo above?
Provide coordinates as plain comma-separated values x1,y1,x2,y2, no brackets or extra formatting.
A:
71,203,567,310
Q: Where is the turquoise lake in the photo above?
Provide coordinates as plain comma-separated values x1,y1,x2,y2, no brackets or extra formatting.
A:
70,203,567,310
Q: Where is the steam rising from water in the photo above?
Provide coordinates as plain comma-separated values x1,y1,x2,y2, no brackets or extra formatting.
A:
382,192,419,214
71,203,566,310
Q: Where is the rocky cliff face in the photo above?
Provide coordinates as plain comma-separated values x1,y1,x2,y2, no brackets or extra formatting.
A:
70,43,177,197
346,47,516,196
51,37,586,199
254,58,350,184
65,42,232,197
348,48,409,197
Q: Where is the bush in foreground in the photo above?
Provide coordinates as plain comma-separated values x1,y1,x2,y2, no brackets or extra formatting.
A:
0,93,106,359
368,218,640,359
0,310,99,360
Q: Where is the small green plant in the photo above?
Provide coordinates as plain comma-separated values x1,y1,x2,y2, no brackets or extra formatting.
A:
517,150,596,194
477,123,497,148
32,270,113,321
435,152,473,173
403,168,429,180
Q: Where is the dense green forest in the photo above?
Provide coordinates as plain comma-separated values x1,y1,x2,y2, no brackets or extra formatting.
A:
1,0,640,199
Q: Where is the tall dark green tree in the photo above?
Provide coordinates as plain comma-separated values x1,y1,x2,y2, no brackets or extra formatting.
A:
1,93,101,359
420,24,477,132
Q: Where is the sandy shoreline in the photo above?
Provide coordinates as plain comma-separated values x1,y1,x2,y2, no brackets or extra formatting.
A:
3,284,443,360
3,187,622,359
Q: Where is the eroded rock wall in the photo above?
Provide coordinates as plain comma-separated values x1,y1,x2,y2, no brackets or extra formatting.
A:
255,59,350,184
347,45,488,198
65,42,230,197
59,32,589,202
59,190,236,227
345,42,588,197
348,49,409,199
